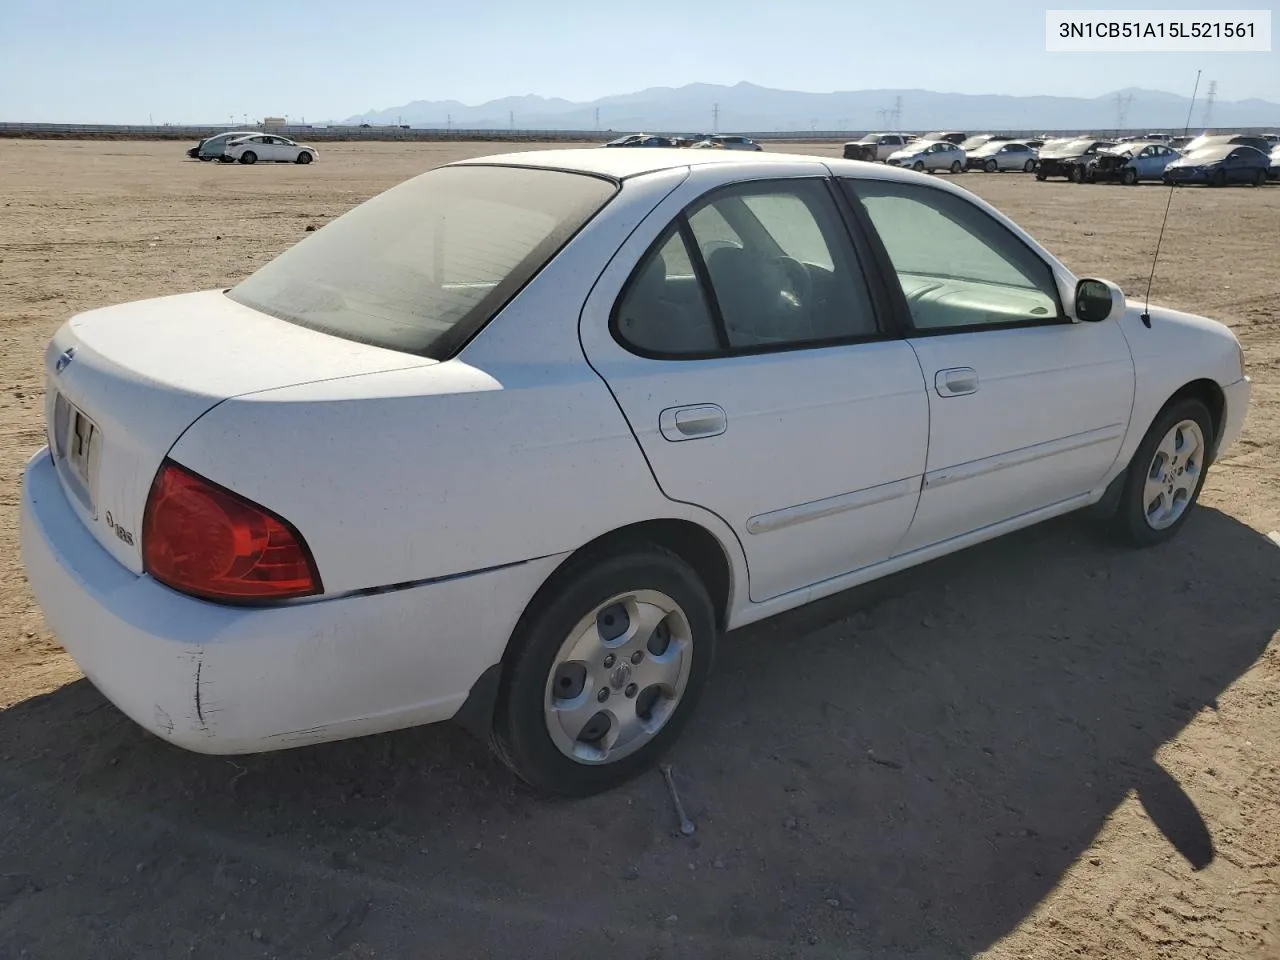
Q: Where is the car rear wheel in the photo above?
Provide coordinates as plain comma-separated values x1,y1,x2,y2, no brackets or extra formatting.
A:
950,160,962,174
1111,398,1214,547
984,159,998,173
239,151,257,165
491,545,717,796
1023,159,1036,173
296,151,313,165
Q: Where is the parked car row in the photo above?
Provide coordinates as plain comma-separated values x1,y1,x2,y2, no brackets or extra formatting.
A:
603,133,763,151
1053,134,1276,187
843,129,1278,187
847,132,1046,175
185,132,319,165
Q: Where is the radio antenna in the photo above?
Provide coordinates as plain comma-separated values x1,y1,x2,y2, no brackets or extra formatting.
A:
1141,69,1201,328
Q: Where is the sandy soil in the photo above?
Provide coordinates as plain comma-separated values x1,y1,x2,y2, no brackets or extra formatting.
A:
0,139,1277,960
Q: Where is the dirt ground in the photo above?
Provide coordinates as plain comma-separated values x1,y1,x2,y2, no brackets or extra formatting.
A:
1,139,1277,960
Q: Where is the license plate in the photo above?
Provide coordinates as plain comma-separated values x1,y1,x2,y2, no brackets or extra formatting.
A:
53,393,101,513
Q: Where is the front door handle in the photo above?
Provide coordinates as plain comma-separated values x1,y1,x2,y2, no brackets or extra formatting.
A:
935,367,978,397
659,404,727,441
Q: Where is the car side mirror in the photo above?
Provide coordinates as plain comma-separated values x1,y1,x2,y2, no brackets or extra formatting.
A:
1075,278,1124,322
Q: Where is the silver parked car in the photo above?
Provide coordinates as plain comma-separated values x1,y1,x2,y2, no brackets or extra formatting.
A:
186,131,260,161
886,139,967,173
966,140,1039,172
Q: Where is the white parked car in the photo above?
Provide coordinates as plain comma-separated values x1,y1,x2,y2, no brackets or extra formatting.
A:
21,149,1250,796
223,134,318,165
887,139,967,173
965,140,1039,172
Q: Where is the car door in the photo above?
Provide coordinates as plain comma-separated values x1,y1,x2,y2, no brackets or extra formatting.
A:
1132,145,1157,178
840,177,1135,554
579,167,930,603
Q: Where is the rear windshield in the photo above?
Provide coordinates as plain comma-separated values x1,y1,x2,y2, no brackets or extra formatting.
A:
228,164,618,358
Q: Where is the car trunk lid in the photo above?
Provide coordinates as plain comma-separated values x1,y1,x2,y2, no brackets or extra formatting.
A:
43,289,435,574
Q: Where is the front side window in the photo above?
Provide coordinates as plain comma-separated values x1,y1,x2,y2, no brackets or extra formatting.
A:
845,180,1062,333
614,179,880,356
230,165,617,358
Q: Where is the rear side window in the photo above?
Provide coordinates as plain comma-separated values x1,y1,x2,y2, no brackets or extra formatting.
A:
614,179,880,357
229,165,617,358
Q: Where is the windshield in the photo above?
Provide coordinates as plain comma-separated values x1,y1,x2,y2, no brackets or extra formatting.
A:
958,136,990,151
228,165,618,358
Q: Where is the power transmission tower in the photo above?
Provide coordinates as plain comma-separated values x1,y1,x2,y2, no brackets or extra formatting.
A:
509,110,514,130
1201,80,1217,130
876,108,889,129
594,107,600,131
1113,92,1133,132
447,113,452,133
891,95,903,131
712,102,720,132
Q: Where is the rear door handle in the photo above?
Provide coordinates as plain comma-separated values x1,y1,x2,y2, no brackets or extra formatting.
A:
935,367,978,397
659,404,727,441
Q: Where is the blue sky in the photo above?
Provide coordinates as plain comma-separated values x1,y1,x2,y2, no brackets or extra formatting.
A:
1,0,1275,122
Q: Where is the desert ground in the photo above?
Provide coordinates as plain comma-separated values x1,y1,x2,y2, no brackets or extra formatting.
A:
0,138,1277,959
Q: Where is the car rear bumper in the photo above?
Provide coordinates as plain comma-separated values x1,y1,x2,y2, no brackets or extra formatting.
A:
19,447,564,755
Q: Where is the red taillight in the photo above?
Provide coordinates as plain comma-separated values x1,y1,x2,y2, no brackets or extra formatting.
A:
142,460,321,603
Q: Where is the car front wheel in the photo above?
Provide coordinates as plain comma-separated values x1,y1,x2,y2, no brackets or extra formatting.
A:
1112,398,1214,547
950,160,962,173
491,545,717,796
296,151,313,165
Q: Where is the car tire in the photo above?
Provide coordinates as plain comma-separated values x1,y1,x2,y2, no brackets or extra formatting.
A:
912,160,925,171
1122,167,1138,185
1209,169,1226,187
239,151,257,165
198,156,213,162
1111,397,1214,548
1253,169,1267,187
491,544,717,796
1070,165,1086,183
296,152,313,165
950,160,962,174
1035,172,1047,181
1023,159,1036,173
984,159,998,173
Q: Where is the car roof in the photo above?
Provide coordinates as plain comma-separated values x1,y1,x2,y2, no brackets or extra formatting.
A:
447,147,973,190
450,147,833,180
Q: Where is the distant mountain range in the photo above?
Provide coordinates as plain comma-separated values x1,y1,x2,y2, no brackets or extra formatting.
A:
342,82,1279,132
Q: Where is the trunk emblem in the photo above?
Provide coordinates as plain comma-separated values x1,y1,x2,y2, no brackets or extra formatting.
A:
55,346,76,373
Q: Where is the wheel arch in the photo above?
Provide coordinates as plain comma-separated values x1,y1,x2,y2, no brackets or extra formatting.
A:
452,517,737,740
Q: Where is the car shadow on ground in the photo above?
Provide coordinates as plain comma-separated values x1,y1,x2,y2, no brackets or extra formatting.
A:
1,508,1277,960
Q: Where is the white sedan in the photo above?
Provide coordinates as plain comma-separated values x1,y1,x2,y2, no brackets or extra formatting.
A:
887,139,967,173
223,134,318,165
20,148,1250,796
